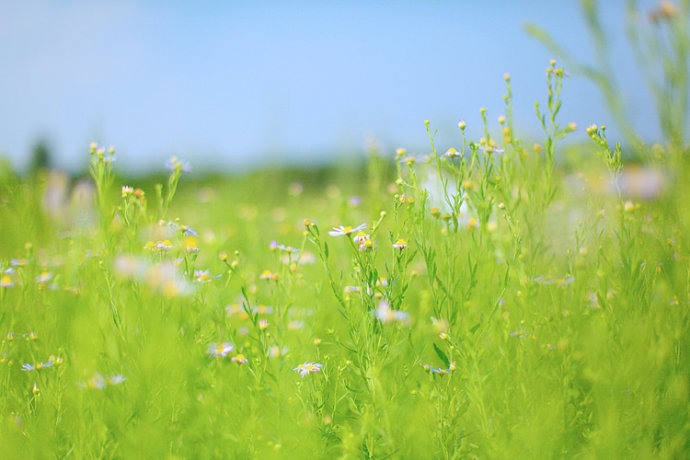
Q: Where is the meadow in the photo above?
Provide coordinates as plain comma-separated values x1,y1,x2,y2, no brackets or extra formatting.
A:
1,4,689,459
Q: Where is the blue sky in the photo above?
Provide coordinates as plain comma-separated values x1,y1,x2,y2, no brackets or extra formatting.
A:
0,1,659,173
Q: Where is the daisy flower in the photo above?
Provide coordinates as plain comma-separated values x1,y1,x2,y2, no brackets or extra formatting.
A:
144,240,173,253
108,374,127,385
0,275,14,288
21,360,53,372
374,301,410,324
232,354,248,364
259,270,279,281
445,148,461,158
86,373,107,389
178,224,198,237
36,271,53,283
392,238,407,250
352,232,369,244
252,305,274,314
207,342,234,357
194,269,220,283
270,241,299,253
293,362,323,378
328,223,366,237
165,156,192,173
358,237,376,252
288,320,305,330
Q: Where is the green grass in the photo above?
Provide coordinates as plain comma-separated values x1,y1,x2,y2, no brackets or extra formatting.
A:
1,7,690,456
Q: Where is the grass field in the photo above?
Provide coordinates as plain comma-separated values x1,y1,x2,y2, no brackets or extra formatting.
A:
1,19,690,459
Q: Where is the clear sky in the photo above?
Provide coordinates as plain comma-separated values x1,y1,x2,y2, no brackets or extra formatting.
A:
0,1,661,174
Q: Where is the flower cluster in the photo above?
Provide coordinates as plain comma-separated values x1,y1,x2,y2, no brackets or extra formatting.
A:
144,240,173,253
353,231,376,252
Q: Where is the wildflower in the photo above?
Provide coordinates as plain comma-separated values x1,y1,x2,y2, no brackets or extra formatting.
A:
288,320,305,330
293,362,323,378
108,375,126,385
258,319,269,331
425,362,456,374
352,232,369,244
144,240,173,253
313,338,322,346
226,304,250,320
184,236,199,253
253,305,274,314
374,301,410,324
32,382,40,394
207,342,234,357
510,330,529,338
395,147,407,157
232,353,248,364
165,156,192,173
445,148,461,158
121,186,134,198
85,373,107,389
0,275,13,288
259,270,280,281
270,241,299,253
270,346,289,358
178,224,198,237
194,269,219,283
392,238,407,250
479,144,504,154
36,271,53,283
458,120,466,130
133,188,145,202
344,285,362,293
328,223,366,237
21,360,53,371
358,237,376,252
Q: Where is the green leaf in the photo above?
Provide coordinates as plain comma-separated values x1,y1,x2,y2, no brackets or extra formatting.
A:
433,343,450,368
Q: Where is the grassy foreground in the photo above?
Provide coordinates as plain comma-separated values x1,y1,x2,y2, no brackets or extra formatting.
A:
1,61,689,458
